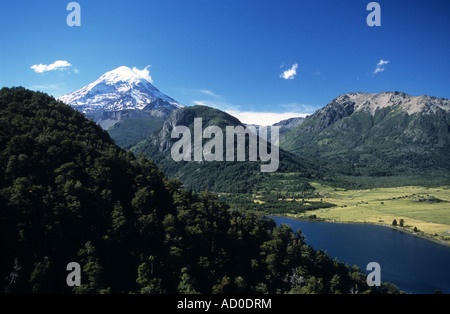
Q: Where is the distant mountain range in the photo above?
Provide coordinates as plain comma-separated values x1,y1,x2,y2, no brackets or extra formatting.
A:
60,67,450,188
273,117,305,131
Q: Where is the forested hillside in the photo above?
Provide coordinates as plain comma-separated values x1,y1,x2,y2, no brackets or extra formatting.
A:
281,92,450,177
127,105,323,193
0,87,399,294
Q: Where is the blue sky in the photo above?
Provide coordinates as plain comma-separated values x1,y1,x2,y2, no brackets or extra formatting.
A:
0,0,449,124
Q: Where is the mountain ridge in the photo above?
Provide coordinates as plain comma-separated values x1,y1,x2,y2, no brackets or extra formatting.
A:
281,91,450,176
324,91,449,116
128,105,322,192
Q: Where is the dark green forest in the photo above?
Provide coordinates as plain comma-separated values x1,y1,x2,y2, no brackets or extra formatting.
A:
107,117,164,149
0,87,399,294
126,105,324,193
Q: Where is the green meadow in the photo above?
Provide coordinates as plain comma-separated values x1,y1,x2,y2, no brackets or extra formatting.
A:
223,173,450,246
296,183,450,245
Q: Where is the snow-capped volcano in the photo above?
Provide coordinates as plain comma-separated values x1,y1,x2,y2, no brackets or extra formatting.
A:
59,66,184,129
60,66,183,113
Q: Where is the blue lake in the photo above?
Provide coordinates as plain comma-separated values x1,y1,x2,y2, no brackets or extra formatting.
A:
271,216,450,294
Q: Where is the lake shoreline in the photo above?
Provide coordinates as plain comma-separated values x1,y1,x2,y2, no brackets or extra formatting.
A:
266,213,450,248
268,214,450,294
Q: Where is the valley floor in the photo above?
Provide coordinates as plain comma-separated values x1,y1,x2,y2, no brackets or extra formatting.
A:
284,183,450,246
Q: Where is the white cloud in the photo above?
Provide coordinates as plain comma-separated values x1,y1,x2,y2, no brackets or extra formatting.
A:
192,100,209,106
27,83,71,98
170,88,221,100
280,63,299,80
280,102,316,114
29,84,60,91
192,96,312,126
373,59,389,74
192,100,239,112
131,65,153,83
31,60,74,73
199,89,220,98
191,87,311,125
225,111,308,126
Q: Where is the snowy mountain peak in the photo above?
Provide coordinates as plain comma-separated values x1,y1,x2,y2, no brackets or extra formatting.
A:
101,66,154,85
59,66,184,119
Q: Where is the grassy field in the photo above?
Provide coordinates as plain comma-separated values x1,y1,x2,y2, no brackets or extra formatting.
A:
286,182,450,245
233,173,450,245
